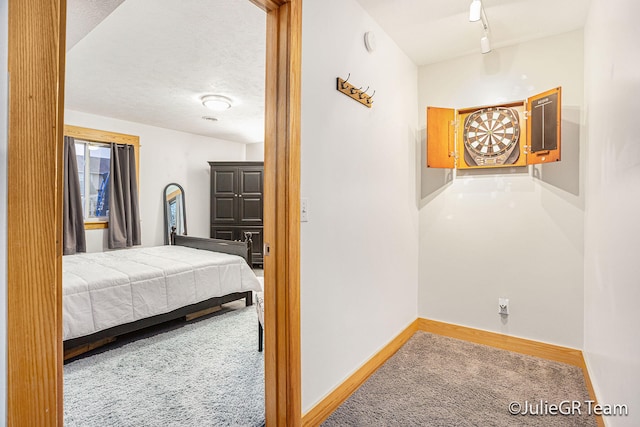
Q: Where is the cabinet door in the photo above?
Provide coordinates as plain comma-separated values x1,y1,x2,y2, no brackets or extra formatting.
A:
426,107,456,168
238,167,263,225
527,87,561,165
211,167,238,224
211,227,235,241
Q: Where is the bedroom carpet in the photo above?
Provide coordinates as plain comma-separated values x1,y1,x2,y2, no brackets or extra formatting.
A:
64,304,264,427
323,331,596,427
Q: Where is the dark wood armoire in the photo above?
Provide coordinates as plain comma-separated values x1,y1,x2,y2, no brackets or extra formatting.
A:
209,161,264,266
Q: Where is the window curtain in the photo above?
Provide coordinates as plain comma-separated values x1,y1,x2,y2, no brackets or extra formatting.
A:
63,136,86,255
108,143,141,248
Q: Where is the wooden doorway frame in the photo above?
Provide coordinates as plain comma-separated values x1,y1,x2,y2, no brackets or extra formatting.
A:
6,0,301,425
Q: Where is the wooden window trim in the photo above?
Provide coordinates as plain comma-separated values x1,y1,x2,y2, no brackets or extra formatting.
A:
64,124,140,186
84,221,108,230
64,124,140,231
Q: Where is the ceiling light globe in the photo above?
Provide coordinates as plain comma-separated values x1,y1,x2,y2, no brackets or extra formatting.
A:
201,95,232,111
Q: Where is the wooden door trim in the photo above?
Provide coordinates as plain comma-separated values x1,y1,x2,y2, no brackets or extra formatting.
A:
260,0,302,425
7,0,66,424
6,0,301,425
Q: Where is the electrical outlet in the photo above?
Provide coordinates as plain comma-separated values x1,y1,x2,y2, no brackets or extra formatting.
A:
498,298,509,315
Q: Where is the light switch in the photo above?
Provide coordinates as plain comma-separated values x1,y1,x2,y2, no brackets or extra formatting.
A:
301,198,309,222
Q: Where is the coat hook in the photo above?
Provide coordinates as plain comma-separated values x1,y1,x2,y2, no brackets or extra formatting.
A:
366,90,376,104
350,86,362,95
359,86,370,99
342,73,351,89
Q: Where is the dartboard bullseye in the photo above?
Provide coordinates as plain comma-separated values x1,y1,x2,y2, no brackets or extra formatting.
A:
463,107,520,166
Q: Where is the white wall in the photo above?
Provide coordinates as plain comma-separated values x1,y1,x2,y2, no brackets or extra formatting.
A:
64,110,247,250
583,1,640,425
245,142,264,161
300,0,419,413
0,0,8,421
418,31,585,348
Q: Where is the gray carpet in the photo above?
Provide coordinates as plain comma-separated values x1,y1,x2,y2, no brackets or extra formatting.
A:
323,331,596,427
64,305,264,427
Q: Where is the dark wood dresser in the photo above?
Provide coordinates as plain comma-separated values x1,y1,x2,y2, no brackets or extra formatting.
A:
209,161,264,266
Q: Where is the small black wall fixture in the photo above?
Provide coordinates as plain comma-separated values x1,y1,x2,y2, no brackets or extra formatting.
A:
336,74,374,108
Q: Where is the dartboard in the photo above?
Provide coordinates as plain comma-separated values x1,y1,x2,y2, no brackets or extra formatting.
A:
463,107,520,166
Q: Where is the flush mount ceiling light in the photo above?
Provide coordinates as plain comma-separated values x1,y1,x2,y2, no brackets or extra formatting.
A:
201,95,232,111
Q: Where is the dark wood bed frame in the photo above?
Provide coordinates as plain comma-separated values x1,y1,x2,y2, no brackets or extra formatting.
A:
63,233,254,360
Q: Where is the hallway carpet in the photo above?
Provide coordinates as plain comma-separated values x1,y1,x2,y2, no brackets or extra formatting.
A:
323,331,596,426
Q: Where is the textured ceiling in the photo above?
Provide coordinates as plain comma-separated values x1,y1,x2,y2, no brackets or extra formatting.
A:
66,0,589,144
65,0,266,144
66,0,125,51
356,0,590,66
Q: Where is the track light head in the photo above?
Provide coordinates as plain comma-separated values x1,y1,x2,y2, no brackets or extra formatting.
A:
480,35,492,54
469,0,482,22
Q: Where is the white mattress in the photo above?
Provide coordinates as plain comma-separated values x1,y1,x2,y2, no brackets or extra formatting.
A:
62,245,262,341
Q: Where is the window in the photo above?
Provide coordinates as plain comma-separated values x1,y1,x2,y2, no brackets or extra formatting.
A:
75,141,111,221
64,124,141,230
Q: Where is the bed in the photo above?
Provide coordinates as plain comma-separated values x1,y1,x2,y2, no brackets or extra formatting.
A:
63,235,262,358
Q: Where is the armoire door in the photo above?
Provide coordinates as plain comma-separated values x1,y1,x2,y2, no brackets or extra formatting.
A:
238,166,264,226
211,167,238,224
211,227,235,241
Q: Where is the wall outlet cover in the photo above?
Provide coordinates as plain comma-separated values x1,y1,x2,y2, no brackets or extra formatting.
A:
498,298,509,315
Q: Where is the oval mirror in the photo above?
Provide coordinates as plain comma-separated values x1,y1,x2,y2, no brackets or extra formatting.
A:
163,183,187,244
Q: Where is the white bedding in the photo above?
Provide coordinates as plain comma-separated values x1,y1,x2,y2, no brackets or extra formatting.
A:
63,245,262,341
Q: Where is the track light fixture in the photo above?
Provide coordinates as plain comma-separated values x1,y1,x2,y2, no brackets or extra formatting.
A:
469,0,492,54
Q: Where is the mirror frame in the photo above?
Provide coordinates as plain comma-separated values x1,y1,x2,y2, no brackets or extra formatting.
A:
163,183,187,244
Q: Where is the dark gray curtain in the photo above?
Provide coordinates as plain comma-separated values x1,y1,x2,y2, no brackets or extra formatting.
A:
63,136,86,255
108,143,141,248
